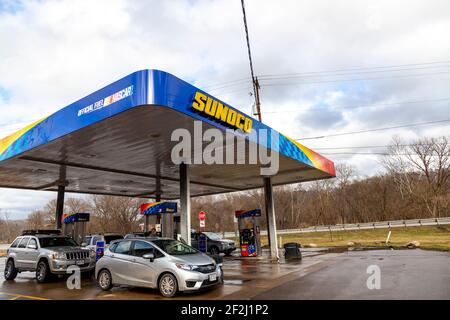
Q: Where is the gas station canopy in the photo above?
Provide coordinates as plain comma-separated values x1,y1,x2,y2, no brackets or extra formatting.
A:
0,70,335,199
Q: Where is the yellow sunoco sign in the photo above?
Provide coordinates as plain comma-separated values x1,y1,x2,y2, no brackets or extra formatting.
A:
191,92,253,133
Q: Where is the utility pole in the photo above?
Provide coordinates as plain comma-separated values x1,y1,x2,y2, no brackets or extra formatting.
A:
241,0,271,252
241,0,261,121
254,77,262,122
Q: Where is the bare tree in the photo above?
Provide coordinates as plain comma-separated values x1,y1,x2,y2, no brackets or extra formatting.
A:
335,163,356,224
42,199,57,226
90,195,144,234
27,210,46,229
65,197,90,213
383,136,450,217
0,210,5,242
18,136,450,236
0,210,24,243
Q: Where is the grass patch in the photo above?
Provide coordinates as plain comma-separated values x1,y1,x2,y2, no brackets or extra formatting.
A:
229,225,450,251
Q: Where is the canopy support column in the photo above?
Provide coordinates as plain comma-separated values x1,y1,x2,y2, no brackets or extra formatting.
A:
263,177,279,261
144,193,161,233
155,177,162,224
55,185,65,229
55,165,67,230
144,215,149,233
179,163,191,245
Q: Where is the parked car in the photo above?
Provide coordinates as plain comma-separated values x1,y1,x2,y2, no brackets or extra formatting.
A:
82,233,124,250
124,232,158,239
4,230,96,283
191,232,236,256
95,237,223,297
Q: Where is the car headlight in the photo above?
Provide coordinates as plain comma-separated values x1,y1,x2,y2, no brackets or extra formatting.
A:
51,252,65,260
176,263,198,271
90,250,96,258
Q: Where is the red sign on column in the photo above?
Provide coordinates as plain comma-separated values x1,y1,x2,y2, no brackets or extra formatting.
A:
198,211,206,221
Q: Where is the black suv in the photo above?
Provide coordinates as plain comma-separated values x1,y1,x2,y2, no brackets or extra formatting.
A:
191,232,236,256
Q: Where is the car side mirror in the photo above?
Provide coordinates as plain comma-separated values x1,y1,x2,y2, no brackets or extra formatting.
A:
143,253,155,261
28,244,37,250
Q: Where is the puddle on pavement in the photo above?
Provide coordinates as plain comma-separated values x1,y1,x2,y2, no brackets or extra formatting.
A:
223,279,250,286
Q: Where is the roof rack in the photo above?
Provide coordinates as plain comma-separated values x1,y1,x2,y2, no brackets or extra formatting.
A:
22,229,62,236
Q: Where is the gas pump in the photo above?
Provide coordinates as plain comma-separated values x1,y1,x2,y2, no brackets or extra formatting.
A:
62,212,90,245
235,209,262,257
140,202,177,238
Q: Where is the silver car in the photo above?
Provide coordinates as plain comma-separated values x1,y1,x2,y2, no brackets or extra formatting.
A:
95,238,223,297
4,231,96,283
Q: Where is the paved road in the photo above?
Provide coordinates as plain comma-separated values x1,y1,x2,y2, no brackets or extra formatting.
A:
2,249,449,300
253,249,450,300
0,250,330,300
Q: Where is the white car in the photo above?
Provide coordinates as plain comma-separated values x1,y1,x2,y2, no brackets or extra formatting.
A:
82,234,124,250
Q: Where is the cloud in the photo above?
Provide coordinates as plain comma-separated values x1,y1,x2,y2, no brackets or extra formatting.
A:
0,189,55,220
295,91,347,130
1,0,450,218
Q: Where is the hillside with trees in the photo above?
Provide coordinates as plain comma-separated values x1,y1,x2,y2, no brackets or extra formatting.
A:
0,136,449,241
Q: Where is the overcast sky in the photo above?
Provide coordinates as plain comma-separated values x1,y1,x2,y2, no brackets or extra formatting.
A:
1,0,450,219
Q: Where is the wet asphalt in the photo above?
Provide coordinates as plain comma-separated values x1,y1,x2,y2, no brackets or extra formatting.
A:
253,249,450,300
0,249,449,300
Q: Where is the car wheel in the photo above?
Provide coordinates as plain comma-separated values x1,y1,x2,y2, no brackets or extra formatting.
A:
159,273,178,298
4,259,18,281
36,260,51,283
209,246,219,255
224,250,233,256
98,269,113,291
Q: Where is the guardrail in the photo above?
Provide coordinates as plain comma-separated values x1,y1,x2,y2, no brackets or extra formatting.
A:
223,217,450,238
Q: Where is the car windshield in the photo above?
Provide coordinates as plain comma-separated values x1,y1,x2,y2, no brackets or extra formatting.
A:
152,239,198,255
83,236,92,245
39,237,78,248
105,235,123,244
203,232,222,240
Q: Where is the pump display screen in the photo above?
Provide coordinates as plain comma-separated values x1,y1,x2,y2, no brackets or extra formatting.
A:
240,229,254,245
239,229,257,257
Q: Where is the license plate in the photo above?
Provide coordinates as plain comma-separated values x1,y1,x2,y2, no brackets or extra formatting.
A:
209,274,217,282
76,260,85,266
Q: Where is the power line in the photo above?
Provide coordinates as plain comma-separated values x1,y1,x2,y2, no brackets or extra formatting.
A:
209,69,450,94
315,145,408,150
321,152,449,157
321,152,425,156
311,137,450,151
322,152,394,155
260,70,450,88
259,64,450,81
202,59,450,91
295,119,450,140
259,59,450,78
202,77,250,91
262,97,450,114
207,86,253,96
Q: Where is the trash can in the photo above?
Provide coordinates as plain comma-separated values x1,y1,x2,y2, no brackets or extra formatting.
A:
284,242,302,260
208,253,223,264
